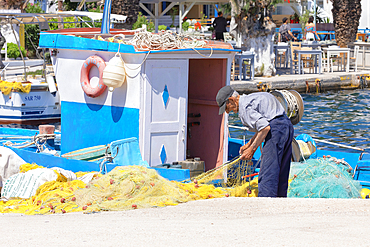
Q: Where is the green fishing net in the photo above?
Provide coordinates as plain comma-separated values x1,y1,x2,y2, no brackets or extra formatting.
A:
288,156,362,198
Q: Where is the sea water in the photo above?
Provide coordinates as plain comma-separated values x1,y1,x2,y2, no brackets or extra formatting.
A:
2,89,370,152
229,89,370,152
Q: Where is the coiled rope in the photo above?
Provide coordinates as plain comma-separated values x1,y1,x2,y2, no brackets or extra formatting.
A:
128,30,213,58
112,31,214,79
279,90,299,118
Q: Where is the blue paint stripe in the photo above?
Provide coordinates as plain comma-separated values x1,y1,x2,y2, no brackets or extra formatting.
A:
61,101,139,154
39,32,234,54
0,114,61,120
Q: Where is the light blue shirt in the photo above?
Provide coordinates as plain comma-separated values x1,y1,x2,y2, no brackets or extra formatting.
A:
238,92,285,132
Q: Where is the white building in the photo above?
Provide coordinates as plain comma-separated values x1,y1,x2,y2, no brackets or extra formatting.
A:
276,0,369,30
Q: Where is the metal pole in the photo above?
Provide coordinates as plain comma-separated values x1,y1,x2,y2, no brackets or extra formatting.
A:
179,2,183,34
10,23,27,80
155,3,159,33
101,0,112,34
313,138,365,152
314,0,317,29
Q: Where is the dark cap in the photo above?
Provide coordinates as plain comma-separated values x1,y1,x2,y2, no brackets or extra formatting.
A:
216,86,234,115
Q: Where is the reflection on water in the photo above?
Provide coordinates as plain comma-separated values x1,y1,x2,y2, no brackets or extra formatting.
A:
229,89,370,152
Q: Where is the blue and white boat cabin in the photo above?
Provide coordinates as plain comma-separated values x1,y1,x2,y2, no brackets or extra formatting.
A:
39,27,236,171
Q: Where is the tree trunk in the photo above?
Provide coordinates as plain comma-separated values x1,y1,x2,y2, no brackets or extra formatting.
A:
330,0,362,47
111,0,141,30
230,0,277,76
1,0,24,10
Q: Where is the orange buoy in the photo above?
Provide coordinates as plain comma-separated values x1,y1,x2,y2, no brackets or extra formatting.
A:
80,55,107,98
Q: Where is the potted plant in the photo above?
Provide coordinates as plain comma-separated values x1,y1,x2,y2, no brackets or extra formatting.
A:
293,13,300,23
182,21,189,32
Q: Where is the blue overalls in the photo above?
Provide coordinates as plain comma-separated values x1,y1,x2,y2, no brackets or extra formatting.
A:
257,114,294,197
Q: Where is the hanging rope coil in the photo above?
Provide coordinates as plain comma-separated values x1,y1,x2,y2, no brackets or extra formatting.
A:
127,30,213,57
279,90,299,118
128,31,183,50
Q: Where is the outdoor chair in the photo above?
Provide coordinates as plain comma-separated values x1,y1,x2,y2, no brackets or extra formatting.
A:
349,45,360,72
327,45,343,72
300,47,315,74
356,33,366,42
290,42,301,74
276,42,288,68
231,52,253,80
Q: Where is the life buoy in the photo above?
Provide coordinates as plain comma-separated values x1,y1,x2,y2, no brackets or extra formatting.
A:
80,55,107,98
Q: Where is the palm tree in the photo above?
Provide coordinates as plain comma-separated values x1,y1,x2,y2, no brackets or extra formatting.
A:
330,0,362,47
111,0,141,30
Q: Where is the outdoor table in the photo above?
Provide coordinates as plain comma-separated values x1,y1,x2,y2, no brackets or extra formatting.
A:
294,49,322,74
301,42,322,49
273,44,290,68
322,47,350,72
234,51,255,80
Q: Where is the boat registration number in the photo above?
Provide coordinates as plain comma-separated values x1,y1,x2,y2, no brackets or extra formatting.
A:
25,95,41,101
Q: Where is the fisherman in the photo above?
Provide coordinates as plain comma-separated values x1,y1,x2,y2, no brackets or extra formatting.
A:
216,86,294,197
0,28,5,69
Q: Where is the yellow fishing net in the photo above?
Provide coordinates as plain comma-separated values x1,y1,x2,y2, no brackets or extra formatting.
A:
0,159,258,215
19,163,44,173
0,80,31,95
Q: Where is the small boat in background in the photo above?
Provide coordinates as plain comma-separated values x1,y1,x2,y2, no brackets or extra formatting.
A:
0,70,61,125
0,13,66,125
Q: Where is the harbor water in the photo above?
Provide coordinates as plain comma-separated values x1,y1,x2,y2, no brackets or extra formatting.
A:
229,89,370,153
1,89,370,153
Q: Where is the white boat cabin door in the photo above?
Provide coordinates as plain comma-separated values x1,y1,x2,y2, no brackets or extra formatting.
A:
142,59,188,166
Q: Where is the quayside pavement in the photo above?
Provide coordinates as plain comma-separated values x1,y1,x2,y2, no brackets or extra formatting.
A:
1,197,370,246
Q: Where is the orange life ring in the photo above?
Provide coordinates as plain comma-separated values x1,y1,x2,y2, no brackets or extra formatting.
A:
80,55,107,98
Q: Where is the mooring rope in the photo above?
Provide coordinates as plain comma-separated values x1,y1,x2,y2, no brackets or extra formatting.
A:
279,90,299,118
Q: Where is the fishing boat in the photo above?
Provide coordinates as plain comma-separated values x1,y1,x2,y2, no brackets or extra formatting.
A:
0,1,369,190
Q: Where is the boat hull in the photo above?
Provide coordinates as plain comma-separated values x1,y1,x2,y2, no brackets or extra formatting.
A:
0,86,61,125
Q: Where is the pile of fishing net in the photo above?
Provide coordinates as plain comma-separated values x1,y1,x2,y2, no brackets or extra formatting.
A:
288,156,362,198
0,80,31,95
0,160,258,215
0,155,365,215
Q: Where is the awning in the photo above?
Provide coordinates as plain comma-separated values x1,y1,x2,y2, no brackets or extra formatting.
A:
61,11,127,23
0,13,83,25
138,0,229,33
0,12,126,26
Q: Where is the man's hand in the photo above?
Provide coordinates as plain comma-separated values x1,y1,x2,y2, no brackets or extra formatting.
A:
239,142,251,154
240,146,256,160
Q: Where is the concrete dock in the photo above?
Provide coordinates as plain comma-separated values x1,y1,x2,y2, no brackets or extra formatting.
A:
2,197,370,246
231,68,370,94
